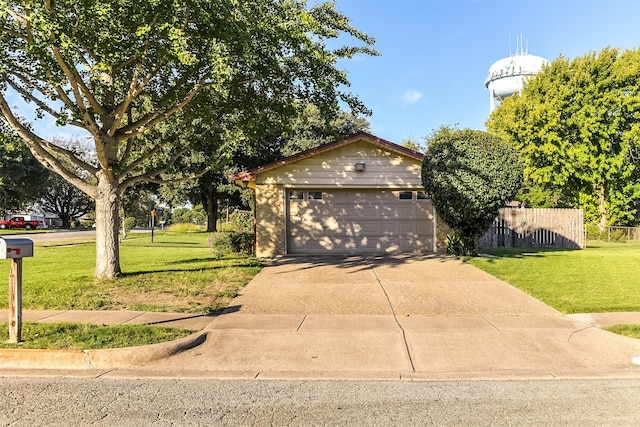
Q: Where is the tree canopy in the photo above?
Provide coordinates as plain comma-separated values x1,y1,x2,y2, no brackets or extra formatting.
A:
487,47,640,226
158,103,370,231
0,0,377,277
0,125,49,215
421,127,523,255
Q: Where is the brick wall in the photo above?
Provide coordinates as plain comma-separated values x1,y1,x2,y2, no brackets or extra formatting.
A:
254,183,285,257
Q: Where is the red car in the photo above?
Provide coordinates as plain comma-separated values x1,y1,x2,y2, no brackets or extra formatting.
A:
0,216,42,230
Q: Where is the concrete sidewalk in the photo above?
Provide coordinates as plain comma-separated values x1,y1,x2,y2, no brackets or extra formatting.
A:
2,255,640,380
0,309,217,330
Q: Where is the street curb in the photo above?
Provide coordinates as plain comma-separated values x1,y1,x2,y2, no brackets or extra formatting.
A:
0,331,208,370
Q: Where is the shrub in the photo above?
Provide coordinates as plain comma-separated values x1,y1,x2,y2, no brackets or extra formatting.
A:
229,231,254,255
608,229,627,243
169,223,203,232
171,206,207,225
208,232,254,258
585,223,600,240
124,217,137,234
229,210,253,232
585,224,631,242
446,233,465,256
207,233,231,259
422,127,523,255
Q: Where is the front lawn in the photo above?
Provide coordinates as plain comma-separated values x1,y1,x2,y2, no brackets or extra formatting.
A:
0,322,195,349
0,231,263,313
468,243,640,314
605,325,640,339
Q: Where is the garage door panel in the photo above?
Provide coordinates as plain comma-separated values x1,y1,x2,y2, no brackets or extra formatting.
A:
394,206,415,217
397,223,414,233
416,222,431,234
380,222,397,234
362,223,379,233
287,190,434,254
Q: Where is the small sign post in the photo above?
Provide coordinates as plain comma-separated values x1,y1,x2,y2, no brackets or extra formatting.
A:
151,210,156,243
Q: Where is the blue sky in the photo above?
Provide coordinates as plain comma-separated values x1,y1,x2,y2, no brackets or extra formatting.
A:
333,0,640,144
8,0,640,145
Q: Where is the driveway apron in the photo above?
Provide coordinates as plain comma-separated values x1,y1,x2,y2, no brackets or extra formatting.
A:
145,255,640,380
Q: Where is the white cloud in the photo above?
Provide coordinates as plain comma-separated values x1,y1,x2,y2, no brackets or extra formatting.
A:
402,89,424,106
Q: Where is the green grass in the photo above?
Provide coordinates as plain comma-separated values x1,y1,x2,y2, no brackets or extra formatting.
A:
0,322,195,350
167,223,205,232
468,243,640,314
605,325,640,339
0,231,263,313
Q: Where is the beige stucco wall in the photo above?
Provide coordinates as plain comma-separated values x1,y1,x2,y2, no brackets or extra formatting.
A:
254,183,285,258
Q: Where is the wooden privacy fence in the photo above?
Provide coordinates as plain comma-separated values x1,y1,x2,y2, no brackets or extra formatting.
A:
479,208,584,249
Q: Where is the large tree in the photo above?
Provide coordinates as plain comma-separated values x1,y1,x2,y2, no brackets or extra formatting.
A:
159,103,371,231
0,0,376,277
422,127,522,255
40,172,94,228
38,137,95,228
279,103,371,157
487,47,640,226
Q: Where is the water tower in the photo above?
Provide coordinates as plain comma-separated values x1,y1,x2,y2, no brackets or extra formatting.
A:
485,37,548,112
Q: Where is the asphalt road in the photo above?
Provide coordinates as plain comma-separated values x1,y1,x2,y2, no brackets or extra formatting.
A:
1,377,639,426
2,230,97,243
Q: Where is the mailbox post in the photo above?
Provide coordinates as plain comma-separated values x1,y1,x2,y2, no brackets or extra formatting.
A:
0,237,34,343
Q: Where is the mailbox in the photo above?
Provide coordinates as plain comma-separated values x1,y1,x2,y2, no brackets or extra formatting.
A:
0,237,34,259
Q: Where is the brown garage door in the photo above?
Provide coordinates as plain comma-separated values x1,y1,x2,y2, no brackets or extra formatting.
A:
286,189,435,254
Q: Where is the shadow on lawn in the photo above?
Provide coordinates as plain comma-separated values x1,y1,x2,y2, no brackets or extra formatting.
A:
477,246,580,261
117,257,262,277
165,257,257,266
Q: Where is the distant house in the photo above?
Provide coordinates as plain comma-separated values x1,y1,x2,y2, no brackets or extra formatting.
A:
5,208,62,228
233,132,436,258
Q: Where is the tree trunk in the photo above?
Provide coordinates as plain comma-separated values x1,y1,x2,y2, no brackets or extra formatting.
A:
203,187,218,232
94,178,121,279
598,184,607,229
59,213,71,229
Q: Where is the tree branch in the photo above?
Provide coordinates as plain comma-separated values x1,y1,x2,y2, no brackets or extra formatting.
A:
5,77,84,127
121,165,212,190
117,80,209,141
111,13,158,74
50,45,106,116
109,65,158,137
120,142,197,188
119,141,175,178
0,26,29,40
0,95,97,197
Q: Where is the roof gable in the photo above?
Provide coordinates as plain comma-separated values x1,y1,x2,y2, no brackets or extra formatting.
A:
233,132,422,182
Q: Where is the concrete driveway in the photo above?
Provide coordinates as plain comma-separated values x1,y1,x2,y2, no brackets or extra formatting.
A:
143,255,640,380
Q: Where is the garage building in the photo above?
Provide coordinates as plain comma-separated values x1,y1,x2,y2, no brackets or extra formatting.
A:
233,132,436,258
